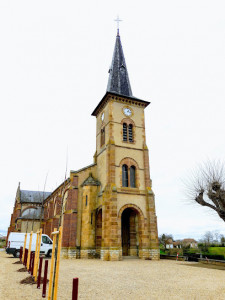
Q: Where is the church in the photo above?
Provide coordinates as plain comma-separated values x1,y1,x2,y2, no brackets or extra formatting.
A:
8,29,159,261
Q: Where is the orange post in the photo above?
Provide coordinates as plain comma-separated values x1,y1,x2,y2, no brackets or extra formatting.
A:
27,231,33,270
22,233,27,263
53,226,62,300
48,228,57,300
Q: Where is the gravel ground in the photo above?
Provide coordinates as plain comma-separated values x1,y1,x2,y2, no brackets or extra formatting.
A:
1,251,225,300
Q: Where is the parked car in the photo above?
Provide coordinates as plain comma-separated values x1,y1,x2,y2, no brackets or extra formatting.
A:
6,232,53,258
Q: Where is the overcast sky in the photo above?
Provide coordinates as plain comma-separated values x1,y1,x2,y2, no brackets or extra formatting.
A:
0,0,225,240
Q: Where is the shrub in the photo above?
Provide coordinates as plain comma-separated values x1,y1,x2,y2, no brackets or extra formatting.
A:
204,254,224,260
0,240,6,248
198,243,208,252
185,248,199,254
169,248,183,256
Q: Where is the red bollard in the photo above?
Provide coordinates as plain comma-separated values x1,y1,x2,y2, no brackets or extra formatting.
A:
32,252,34,272
26,249,28,267
37,257,43,289
19,247,22,261
23,249,26,266
31,252,34,276
28,252,31,273
24,249,28,267
72,278,79,300
42,260,48,298
29,252,33,273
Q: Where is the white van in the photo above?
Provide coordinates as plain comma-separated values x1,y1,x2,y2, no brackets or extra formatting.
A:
6,232,53,258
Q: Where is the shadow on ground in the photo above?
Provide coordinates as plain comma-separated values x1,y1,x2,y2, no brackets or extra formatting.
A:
180,262,225,271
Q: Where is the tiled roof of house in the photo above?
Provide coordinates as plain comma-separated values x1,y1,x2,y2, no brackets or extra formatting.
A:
173,240,182,246
182,238,197,243
167,238,173,244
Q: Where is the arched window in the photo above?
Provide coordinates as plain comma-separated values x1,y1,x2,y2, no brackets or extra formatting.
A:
130,166,136,188
128,124,133,142
123,123,127,141
101,127,105,146
122,164,128,187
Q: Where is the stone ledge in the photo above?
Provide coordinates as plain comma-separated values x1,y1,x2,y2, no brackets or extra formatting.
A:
60,247,160,261
198,258,225,267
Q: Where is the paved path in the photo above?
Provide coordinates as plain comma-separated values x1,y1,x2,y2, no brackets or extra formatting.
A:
1,251,225,299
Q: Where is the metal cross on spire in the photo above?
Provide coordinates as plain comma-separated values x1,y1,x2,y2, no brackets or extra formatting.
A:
114,15,122,36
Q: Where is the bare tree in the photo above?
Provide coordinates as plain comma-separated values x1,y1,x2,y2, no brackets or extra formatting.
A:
213,230,220,243
203,231,214,245
185,160,225,222
220,235,225,244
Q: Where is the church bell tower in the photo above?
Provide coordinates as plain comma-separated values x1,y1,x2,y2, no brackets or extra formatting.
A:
91,30,159,260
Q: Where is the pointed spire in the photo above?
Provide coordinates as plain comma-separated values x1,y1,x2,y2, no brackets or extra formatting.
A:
107,33,133,97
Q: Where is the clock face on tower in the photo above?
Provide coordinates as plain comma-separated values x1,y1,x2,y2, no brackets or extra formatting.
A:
123,107,132,117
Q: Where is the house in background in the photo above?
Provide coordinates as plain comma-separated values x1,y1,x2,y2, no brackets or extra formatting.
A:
182,238,198,248
166,238,198,249
166,238,174,249
173,240,182,249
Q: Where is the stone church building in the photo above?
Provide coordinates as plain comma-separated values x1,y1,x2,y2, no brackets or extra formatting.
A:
8,30,159,261
7,183,51,235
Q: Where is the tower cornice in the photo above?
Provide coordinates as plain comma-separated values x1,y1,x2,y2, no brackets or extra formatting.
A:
91,91,150,117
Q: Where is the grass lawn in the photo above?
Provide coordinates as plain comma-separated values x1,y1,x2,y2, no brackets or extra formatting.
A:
208,247,225,259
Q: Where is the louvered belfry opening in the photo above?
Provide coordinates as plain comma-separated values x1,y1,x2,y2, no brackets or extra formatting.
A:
128,124,133,142
123,123,127,141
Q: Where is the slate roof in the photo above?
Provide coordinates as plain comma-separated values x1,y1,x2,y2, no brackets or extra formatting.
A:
20,207,42,219
107,31,133,97
20,190,51,203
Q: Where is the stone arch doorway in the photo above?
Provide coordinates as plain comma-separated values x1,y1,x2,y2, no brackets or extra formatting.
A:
120,205,144,257
96,208,102,256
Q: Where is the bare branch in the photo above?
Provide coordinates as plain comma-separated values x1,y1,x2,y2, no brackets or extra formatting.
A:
184,160,225,222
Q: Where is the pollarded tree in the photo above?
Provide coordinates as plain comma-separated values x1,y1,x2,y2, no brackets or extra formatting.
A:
185,160,225,222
